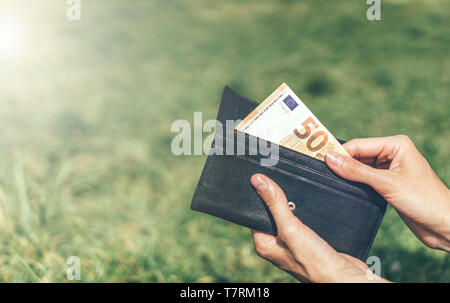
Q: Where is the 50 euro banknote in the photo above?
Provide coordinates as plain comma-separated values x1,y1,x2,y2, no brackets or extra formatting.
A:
235,83,350,161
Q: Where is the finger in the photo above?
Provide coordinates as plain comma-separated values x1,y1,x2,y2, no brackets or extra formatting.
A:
343,137,393,159
251,174,330,249
339,254,370,272
325,151,393,194
359,157,377,167
250,174,296,230
250,174,344,278
252,230,288,259
397,213,447,250
251,230,307,276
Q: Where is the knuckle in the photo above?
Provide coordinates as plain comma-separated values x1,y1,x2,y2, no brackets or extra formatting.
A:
263,186,281,208
345,138,360,147
422,234,450,251
342,140,358,156
443,231,450,246
395,135,414,146
279,221,302,241
385,172,397,186
345,157,362,175
422,235,440,250
266,195,280,208
254,242,271,258
279,226,296,241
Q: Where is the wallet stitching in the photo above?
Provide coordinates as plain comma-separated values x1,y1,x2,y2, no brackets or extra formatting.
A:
271,154,386,211
191,151,215,210
361,208,385,260
238,154,379,209
216,133,371,199
264,154,359,192
217,132,349,186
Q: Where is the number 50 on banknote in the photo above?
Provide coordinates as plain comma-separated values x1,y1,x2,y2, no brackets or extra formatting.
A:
235,83,350,161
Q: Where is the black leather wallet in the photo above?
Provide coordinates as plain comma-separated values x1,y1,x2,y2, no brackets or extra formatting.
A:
191,86,387,260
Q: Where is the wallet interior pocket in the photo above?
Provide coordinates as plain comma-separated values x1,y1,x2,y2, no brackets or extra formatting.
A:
216,128,386,209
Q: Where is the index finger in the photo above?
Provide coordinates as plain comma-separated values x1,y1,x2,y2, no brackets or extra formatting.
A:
344,137,393,159
250,174,295,229
250,174,344,278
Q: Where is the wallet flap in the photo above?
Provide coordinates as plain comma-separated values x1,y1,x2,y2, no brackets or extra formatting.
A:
216,86,259,124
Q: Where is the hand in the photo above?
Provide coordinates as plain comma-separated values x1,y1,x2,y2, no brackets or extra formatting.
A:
250,174,389,283
325,135,450,251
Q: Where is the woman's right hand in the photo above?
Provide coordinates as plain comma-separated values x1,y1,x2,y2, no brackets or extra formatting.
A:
325,135,450,252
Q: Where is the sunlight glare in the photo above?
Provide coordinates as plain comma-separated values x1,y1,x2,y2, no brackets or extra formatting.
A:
0,17,26,58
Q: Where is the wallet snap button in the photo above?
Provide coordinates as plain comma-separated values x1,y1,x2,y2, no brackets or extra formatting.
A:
288,201,296,211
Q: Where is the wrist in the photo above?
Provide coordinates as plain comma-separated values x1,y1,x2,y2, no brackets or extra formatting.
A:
313,263,372,283
313,256,391,283
434,187,450,251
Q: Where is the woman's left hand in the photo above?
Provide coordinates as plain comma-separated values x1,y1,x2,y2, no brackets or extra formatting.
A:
250,173,388,283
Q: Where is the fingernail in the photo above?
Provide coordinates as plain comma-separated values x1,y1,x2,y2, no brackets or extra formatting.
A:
252,175,268,192
326,151,344,167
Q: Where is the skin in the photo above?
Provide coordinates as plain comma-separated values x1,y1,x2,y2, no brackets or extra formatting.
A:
250,135,450,282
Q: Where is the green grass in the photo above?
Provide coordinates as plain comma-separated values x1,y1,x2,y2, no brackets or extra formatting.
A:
0,0,448,282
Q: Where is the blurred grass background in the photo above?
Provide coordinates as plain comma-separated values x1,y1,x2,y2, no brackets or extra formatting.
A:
0,0,448,282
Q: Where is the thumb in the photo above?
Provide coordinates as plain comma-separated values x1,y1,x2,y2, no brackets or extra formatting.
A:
325,151,392,193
